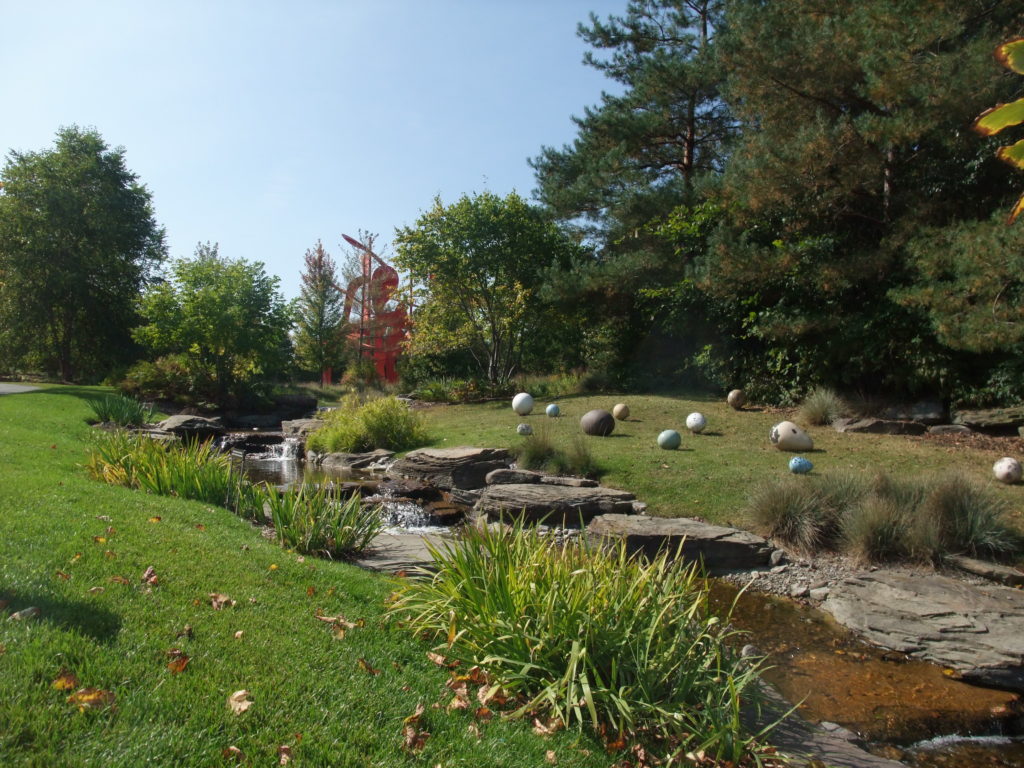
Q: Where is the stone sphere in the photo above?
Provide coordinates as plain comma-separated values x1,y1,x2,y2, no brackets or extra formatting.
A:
770,421,814,452
994,457,1022,484
545,403,560,417
512,392,534,416
727,389,746,410
581,409,615,437
612,403,630,421
516,423,533,436
685,412,707,433
657,429,682,450
789,456,813,474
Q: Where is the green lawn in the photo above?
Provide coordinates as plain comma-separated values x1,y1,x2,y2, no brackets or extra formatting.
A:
417,392,1024,534
0,386,614,767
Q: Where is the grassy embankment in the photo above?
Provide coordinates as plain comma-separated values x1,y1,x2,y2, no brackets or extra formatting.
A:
415,392,1024,535
0,386,616,767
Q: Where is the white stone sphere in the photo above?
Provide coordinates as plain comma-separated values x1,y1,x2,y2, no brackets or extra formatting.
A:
686,412,707,433
516,423,533,436
770,421,814,452
657,429,682,450
545,403,560,417
994,457,1022,484
512,392,534,416
612,403,630,421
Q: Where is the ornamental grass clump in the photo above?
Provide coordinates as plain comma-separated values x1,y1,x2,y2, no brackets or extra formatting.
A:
261,483,384,558
306,395,429,453
797,386,847,426
87,394,154,426
387,520,771,762
514,430,602,478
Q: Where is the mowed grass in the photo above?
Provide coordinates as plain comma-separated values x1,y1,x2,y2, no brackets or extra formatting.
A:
417,393,1024,533
0,386,613,767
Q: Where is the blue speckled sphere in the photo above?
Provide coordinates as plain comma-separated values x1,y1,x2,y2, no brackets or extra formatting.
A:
546,403,560,417
789,456,813,474
657,429,682,450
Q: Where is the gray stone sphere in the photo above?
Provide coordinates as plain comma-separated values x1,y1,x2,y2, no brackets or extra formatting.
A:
545,403,560,417
512,392,534,416
516,423,533,436
657,429,681,450
612,403,630,421
581,409,615,437
685,412,707,433
727,389,746,409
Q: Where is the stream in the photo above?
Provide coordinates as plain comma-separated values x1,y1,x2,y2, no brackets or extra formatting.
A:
227,433,1024,767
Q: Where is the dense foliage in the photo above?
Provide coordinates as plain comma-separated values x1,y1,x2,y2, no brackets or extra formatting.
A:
306,395,429,454
132,243,292,406
292,240,348,379
0,126,165,381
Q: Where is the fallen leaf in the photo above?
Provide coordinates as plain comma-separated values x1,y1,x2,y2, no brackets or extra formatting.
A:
357,658,380,675
395,569,409,578
403,702,426,725
55,570,70,580
105,526,117,536
477,684,507,707
52,669,80,690
195,524,206,531
87,586,105,595
447,695,469,711
9,606,41,621
533,717,563,736
269,564,279,571
467,722,482,741
326,587,336,597
474,706,493,721
234,630,244,640
222,745,244,762
70,553,82,563
306,586,315,597
104,550,116,560
50,444,56,450
93,536,107,544
141,566,158,585
546,750,557,765
210,593,236,610
110,575,131,585
427,651,458,669
227,689,252,715
606,734,627,752
296,555,305,563
332,624,347,641
67,687,116,712
176,624,194,639
403,724,430,752
166,655,191,671
277,745,293,765
148,516,162,523
96,515,111,522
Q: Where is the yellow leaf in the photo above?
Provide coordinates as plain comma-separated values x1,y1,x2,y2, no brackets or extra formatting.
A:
357,658,380,676
269,564,279,571
55,571,70,580
70,553,82,563
148,516,162,523
52,669,80,691
67,687,116,712
93,537,107,544
227,689,253,715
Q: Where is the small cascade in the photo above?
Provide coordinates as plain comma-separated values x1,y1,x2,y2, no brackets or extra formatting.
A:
269,437,303,460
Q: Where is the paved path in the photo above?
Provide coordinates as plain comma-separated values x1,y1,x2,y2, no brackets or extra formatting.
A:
0,383,38,395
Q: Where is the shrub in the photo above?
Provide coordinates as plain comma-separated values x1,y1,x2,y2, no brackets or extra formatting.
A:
514,430,602,479
120,354,197,402
262,483,384,557
307,395,428,454
87,394,154,427
387,521,770,761
747,478,830,553
920,474,1023,559
798,386,847,426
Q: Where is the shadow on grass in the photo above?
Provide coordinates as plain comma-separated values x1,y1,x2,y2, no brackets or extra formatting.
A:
5,592,121,644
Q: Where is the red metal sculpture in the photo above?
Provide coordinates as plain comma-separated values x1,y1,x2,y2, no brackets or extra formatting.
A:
322,234,408,385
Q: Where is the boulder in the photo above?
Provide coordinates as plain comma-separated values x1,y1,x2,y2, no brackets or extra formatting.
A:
587,514,773,573
390,447,512,490
823,572,1024,691
475,483,635,525
485,468,542,485
315,449,395,471
832,417,927,436
770,421,813,451
538,475,599,488
157,414,224,440
281,418,322,437
928,424,972,435
881,399,946,425
580,409,615,437
952,406,1024,435
947,554,1024,588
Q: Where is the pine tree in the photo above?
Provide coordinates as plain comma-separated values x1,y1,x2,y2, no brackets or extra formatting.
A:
293,240,347,379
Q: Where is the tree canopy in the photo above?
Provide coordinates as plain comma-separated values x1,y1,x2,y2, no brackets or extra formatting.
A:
393,191,583,384
0,126,166,380
293,240,347,378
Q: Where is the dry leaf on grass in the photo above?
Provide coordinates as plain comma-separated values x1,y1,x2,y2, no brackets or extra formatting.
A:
67,687,116,712
477,684,507,707
277,745,293,765
9,606,41,621
166,649,190,674
533,717,564,736
546,750,558,764
141,566,158,585
195,523,206,531
93,536,107,544
210,593,236,610
403,725,430,752
148,516,161,523
222,745,244,762
234,630,244,640
474,706,493,721
52,669,80,691
227,689,253,715
87,586,104,595
110,575,131,585
104,550,116,560
306,586,315,597
70,553,82,563
55,570,70,580
357,658,380,675
467,722,482,741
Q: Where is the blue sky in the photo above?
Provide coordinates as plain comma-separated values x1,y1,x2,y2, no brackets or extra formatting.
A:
2,1,626,300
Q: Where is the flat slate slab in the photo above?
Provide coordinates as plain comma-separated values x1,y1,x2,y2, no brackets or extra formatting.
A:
353,532,445,573
475,484,636,525
823,571,1024,691
390,447,512,490
833,417,926,435
952,405,1024,432
586,514,773,573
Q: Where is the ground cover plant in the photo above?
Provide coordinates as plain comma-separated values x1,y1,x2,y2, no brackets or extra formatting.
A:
306,394,429,453
388,520,775,764
86,394,154,427
0,386,618,766
414,392,1024,539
